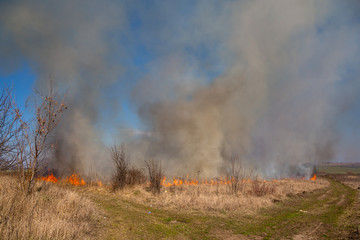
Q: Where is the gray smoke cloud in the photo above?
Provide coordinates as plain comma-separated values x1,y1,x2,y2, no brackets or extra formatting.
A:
0,0,359,178
129,0,360,178
0,0,125,175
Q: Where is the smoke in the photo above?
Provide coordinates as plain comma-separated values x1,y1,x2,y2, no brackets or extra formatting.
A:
129,0,360,178
0,0,125,175
0,0,359,178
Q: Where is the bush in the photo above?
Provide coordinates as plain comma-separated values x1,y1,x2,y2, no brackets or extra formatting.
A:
111,145,128,191
111,145,146,191
126,167,146,186
145,159,163,194
227,155,241,195
251,180,275,197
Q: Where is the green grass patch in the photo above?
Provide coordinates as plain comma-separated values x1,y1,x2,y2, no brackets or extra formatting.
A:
317,165,360,174
87,178,357,239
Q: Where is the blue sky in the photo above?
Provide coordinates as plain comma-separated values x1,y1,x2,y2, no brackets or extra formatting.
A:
0,61,35,115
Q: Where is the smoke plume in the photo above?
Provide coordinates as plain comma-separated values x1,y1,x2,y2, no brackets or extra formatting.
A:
0,0,359,178
129,0,360,178
0,0,124,175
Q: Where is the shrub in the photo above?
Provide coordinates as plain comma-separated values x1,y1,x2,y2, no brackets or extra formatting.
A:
227,155,241,195
145,159,163,194
111,145,128,191
127,167,146,186
251,180,276,197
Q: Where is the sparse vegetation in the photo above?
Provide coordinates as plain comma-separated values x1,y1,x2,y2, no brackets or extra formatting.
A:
111,145,128,191
3,164,359,239
227,155,242,195
329,174,360,189
226,155,253,195
16,85,67,194
120,178,328,214
251,180,276,197
0,174,100,240
145,159,163,194
111,145,146,191
88,176,357,240
317,164,360,175
0,87,23,171
126,166,146,186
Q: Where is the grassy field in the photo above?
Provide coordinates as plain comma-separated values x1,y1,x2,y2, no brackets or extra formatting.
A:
1,174,360,239
83,178,359,239
317,165,360,175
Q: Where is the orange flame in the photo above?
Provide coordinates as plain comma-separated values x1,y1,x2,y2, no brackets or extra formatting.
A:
97,180,103,187
310,174,316,181
160,176,255,187
39,173,58,183
66,172,86,186
37,172,93,186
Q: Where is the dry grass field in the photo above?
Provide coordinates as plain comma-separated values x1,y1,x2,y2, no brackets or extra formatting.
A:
329,174,360,189
0,174,101,240
120,178,329,215
1,172,360,239
85,176,359,239
318,164,360,189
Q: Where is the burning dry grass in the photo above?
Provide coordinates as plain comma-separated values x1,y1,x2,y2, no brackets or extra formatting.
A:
0,174,100,240
120,178,329,215
38,172,87,186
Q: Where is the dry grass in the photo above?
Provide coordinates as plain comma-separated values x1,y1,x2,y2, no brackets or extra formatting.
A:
330,174,360,189
0,174,100,240
120,178,329,215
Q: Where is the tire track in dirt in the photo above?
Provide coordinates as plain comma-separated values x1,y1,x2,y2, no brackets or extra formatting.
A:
244,177,356,239
290,178,357,240
337,194,345,206
317,189,331,200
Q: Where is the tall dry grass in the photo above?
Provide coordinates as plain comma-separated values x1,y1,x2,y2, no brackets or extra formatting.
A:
120,178,329,215
330,174,360,189
0,174,100,240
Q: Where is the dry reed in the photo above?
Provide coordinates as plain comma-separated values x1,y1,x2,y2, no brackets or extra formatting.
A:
0,174,100,240
120,178,329,215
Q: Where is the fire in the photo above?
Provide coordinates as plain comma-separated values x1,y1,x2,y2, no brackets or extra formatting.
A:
38,171,103,186
66,172,86,186
160,176,254,187
310,174,317,181
97,180,103,187
39,173,58,183
160,174,317,187
37,172,317,188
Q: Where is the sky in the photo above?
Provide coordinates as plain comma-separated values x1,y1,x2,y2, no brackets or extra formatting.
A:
0,0,360,178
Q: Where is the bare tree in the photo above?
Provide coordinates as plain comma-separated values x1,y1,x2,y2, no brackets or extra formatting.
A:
111,145,128,191
15,128,30,191
227,155,241,195
145,159,163,194
0,87,23,170
17,85,67,194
